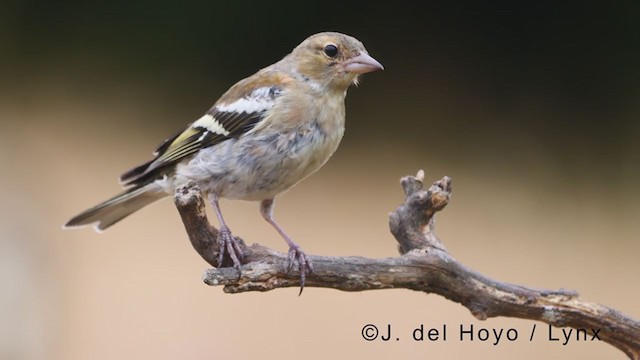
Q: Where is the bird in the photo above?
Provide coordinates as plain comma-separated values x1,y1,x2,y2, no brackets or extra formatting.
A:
64,32,383,288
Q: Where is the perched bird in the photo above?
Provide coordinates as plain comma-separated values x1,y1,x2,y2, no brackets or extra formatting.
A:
64,32,383,286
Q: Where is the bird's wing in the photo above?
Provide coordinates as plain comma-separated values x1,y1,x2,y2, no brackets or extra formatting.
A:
120,75,287,186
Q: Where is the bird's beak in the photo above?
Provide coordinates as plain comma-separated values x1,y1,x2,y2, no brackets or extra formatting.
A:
344,52,384,74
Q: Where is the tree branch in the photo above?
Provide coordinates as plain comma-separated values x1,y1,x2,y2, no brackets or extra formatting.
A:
173,171,640,359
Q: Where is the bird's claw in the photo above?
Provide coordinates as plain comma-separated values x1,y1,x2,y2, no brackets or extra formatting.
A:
287,245,313,295
217,226,243,270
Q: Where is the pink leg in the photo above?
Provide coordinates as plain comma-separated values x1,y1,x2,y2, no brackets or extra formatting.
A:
260,198,313,293
209,194,243,269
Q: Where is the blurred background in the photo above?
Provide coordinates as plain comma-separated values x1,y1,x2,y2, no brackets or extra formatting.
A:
1,1,638,359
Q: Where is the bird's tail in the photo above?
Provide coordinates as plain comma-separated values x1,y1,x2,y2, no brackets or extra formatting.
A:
64,182,167,232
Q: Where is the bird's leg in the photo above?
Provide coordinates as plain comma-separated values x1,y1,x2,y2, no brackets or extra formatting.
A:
260,198,313,293
209,194,243,269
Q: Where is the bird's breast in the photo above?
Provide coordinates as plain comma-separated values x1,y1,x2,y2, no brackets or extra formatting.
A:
175,94,346,201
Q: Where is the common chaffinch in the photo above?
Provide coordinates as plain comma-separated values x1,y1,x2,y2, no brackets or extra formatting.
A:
65,32,383,286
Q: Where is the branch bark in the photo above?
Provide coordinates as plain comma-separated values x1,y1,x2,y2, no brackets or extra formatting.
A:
173,171,640,359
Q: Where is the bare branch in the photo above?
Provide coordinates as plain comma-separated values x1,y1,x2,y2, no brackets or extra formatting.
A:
174,172,640,359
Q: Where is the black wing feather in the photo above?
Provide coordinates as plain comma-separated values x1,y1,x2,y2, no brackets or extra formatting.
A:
120,85,283,186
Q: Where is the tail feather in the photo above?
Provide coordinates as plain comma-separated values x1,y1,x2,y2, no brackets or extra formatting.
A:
64,183,167,232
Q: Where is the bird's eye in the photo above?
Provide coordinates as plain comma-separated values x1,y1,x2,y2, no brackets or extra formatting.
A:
324,44,338,58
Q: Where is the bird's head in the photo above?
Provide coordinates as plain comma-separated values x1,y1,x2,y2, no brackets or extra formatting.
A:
288,32,383,91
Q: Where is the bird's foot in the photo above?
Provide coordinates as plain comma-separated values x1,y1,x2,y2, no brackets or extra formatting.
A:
217,226,243,270
287,245,314,295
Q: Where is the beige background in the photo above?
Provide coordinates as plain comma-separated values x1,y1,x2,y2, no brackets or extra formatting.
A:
1,80,638,359
2,3,639,358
